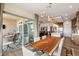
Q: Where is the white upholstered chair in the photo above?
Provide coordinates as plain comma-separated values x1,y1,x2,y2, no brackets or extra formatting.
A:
41,37,64,56
51,33,61,37
34,37,40,42
42,35,46,40
53,37,64,56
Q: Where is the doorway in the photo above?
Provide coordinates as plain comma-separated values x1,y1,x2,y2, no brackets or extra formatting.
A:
18,19,35,45
2,13,23,56
27,21,35,43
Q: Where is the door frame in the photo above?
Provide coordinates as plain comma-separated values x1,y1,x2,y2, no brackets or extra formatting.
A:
27,21,35,43
0,3,4,56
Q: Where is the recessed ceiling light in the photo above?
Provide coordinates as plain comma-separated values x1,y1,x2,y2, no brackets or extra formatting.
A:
53,3,56,5
55,16,62,19
69,5,72,8
66,18,68,20
40,15,44,17
42,11,46,14
65,13,68,16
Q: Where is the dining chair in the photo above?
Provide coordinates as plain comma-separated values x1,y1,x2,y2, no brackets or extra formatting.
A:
53,37,65,56
41,37,65,56
34,37,40,42
34,51,44,56
51,33,61,37
5,33,21,49
42,35,46,40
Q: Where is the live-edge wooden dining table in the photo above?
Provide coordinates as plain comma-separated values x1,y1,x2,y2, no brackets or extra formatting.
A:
31,36,61,55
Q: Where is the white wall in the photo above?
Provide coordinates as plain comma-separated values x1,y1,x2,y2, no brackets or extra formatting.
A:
63,21,72,37
3,19,17,35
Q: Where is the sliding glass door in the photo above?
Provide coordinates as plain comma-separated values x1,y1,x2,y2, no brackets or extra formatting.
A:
18,19,35,46
23,20,35,45
27,21,35,43
23,23,29,45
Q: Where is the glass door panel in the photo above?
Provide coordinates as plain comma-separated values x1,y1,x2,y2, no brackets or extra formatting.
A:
28,22,35,43
18,19,35,46
23,24,29,45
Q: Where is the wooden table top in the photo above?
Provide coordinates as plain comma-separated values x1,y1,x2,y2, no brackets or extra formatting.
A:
31,36,60,55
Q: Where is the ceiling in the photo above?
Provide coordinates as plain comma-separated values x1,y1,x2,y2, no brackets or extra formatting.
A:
5,3,79,22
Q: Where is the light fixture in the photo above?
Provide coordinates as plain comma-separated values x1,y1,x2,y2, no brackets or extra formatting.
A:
53,3,56,5
40,15,44,17
66,18,68,20
25,19,28,21
40,11,46,18
69,5,72,8
47,3,52,8
65,13,68,16
42,11,45,14
78,30,79,33
47,16,52,21
53,24,59,27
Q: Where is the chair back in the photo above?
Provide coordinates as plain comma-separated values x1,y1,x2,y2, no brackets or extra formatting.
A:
51,33,61,37
53,37,64,56
34,37,40,42
42,35,46,39
13,33,20,43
